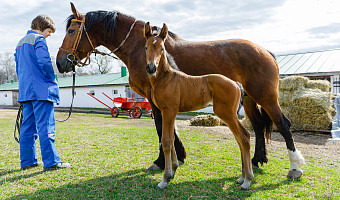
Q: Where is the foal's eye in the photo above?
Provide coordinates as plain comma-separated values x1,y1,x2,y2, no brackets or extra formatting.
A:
68,29,75,35
161,49,164,53
145,47,148,51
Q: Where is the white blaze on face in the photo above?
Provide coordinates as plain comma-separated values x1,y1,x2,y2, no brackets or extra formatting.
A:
153,39,157,45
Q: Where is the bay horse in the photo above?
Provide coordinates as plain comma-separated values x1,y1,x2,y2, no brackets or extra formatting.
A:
145,22,253,189
56,3,304,179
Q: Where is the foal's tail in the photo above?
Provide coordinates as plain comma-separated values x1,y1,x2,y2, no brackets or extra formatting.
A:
261,107,273,143
236,82,244,115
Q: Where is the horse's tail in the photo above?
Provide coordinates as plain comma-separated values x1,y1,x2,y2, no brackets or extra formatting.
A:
236,82,244,114
261,107,273,142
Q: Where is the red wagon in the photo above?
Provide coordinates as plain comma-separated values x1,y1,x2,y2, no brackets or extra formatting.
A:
87,92,152,118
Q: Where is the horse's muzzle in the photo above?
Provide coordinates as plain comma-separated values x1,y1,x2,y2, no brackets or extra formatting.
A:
146,62,156,74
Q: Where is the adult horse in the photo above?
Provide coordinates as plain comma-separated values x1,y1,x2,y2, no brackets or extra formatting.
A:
56,3,304,178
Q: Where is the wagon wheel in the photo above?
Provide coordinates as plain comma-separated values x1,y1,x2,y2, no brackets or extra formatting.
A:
132,106,142,118
111,107,119,118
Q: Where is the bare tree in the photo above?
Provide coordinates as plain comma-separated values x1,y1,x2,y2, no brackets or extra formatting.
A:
0,52,17,84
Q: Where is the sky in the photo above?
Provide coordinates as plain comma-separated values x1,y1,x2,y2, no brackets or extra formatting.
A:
1,0,340,60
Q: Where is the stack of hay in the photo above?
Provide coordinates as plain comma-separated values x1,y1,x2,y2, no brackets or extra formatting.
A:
190,114,221,126
278,76,333,130
240,76,334,131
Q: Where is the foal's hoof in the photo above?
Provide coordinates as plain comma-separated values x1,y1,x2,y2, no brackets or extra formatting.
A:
157,180,168,189
287,169,303,179
178,160,184,165
148,164,161,171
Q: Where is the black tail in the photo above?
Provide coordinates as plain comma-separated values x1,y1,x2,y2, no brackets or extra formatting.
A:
261,107,273,142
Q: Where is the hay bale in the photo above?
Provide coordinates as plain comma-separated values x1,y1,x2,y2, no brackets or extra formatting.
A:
278,76,333,130
190,114,221,126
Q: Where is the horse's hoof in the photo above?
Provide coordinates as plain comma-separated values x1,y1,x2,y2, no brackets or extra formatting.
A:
241,180,251,190
148,164,161,171
252,164,259,170
157,180,168,189
287,169,303,179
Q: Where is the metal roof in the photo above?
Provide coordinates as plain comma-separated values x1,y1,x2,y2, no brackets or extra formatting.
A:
0,72,129,91
277,48,340,77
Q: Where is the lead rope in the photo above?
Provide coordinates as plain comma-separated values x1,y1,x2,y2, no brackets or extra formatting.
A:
14,67,76,143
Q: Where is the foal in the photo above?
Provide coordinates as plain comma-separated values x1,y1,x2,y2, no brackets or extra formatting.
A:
144,22,253,190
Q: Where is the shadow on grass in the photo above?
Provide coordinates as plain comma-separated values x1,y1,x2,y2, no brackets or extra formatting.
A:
6,168,295,200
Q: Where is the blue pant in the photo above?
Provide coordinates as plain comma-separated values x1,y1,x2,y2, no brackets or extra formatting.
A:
20,100,61,168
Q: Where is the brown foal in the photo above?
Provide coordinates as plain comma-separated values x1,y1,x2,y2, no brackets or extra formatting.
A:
144,22,253,189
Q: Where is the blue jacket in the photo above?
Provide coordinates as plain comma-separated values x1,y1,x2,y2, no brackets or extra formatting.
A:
15,30,60,104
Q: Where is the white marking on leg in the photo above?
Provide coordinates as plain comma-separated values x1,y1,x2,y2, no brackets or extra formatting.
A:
288,149,305,172
157,179,168,189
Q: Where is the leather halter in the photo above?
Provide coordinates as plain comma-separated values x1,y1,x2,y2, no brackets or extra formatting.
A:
59,19,95,67
59,17,137,67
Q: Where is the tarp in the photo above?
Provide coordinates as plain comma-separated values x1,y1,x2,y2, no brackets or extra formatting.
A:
331,94,340,140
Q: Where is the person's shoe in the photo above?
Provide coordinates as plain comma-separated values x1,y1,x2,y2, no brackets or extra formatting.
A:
21,162,43,170
43,162,70,172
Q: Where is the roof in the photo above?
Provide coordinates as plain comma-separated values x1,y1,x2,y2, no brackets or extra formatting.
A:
277,48,340,77
0,72,129,91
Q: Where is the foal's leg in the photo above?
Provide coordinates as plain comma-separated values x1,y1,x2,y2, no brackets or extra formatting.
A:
157,109,179,189
148,101,186,171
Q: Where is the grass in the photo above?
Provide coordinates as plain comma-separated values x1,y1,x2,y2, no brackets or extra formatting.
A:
0,110,339,199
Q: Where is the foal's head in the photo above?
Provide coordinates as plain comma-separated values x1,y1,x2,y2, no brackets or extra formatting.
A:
144,22,168,75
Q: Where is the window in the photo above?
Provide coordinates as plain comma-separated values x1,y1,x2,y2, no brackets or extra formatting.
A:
113,90,118,95
89,90,95,96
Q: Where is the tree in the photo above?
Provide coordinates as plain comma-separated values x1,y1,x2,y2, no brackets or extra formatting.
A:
0,52,17,84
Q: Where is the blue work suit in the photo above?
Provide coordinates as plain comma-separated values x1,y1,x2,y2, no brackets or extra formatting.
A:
15,30,61,168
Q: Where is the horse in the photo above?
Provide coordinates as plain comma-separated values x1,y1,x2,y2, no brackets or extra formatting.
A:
145,22,253,189
56,3,305,179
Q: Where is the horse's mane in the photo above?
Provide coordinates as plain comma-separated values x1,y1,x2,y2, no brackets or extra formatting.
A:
66,10,179,41
165,51,179,71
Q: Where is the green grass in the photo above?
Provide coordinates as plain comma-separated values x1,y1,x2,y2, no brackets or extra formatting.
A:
0,111,339,199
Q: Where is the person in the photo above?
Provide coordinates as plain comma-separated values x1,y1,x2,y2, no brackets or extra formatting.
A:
15,15,70,171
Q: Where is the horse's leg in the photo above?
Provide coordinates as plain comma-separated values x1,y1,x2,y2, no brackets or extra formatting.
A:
148,101,186,171
262,103,305,178
243,96,268,168
157,109,178,189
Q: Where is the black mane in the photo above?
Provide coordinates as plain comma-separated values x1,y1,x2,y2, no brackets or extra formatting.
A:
66,10,178,41
66,11,118,42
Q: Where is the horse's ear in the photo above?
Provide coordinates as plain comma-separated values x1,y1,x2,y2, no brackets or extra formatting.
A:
144,22,152,39
70,2,82,20
159,23,168,40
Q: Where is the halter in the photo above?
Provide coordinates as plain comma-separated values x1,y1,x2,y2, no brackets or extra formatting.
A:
59,17,137,67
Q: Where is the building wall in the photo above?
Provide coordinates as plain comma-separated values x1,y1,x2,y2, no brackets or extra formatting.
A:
0,91,13,106
56,85,127,108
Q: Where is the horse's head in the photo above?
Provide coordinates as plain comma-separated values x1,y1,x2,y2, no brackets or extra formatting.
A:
56,3,96,73
144,22,168,75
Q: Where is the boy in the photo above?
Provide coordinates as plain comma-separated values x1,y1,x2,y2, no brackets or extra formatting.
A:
15,15,70,171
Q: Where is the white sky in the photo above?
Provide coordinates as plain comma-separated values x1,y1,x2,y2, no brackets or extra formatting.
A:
1,0,340,58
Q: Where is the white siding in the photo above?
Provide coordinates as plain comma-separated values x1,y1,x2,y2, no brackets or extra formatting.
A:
56,85,126,108
0,91,13,106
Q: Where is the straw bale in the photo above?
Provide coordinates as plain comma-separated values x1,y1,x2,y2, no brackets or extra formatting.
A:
190,114,221,126
279,76,309,91
306,80,331,92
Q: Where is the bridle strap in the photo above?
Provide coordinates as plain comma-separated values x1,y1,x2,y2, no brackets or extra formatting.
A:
110,19,137,54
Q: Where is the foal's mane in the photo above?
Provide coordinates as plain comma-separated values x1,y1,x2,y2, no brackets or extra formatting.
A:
66,10,179,41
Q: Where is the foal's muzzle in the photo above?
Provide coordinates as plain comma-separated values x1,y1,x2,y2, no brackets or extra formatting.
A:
146,62,156,74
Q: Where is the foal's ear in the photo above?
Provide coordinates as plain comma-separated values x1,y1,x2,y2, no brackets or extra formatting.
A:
159,23,168,40
144,22,152,39
70,2,82,20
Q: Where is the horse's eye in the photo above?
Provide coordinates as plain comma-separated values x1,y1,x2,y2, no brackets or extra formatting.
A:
68,29,75,35
145,47,148,51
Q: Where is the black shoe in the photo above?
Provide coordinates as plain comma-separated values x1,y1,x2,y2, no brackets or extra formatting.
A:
43,162,70,171
21,162,43,170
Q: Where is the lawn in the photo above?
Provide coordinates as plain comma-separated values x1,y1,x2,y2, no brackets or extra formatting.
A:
0,109,339,199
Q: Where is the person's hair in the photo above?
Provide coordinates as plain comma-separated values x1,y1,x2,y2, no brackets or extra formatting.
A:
31,15,56,33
